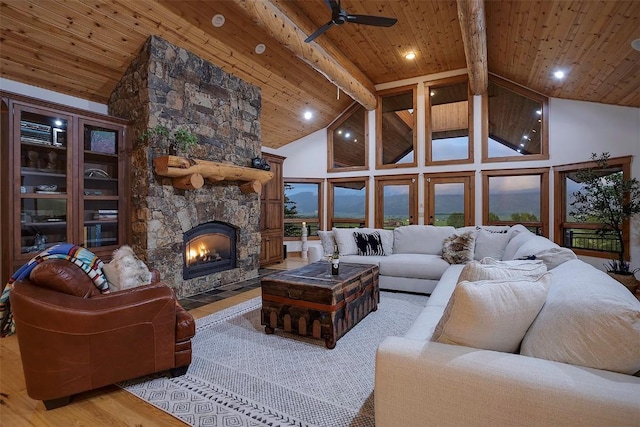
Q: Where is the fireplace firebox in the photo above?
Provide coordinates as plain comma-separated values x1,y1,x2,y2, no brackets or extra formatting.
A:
183,221,237,279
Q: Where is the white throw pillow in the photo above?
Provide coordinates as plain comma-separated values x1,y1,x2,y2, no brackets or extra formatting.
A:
521,259,640,375
432,273,551,353
317,230,335,256
530,247,577,270
474,228,511,260
103,245,152,291
458,259,547,282
393,225,455,255
332,227,360,255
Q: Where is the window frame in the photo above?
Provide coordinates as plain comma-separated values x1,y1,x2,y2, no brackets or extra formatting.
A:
553,156,632,259
327,177,369,229
482,168,550,236
482,74,549,163
425,75,474,166
327,102,368,173
424,171,475,227
374,174,418,229
376,84,418,169
283,178,324,241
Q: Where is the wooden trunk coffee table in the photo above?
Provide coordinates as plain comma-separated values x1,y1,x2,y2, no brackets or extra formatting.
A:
260,262,379,349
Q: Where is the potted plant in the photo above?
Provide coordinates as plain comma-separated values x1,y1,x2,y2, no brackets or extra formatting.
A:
140,125,198,155
569,152,640,293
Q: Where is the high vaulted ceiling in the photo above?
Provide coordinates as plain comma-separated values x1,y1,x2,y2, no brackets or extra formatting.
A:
1,1,639,149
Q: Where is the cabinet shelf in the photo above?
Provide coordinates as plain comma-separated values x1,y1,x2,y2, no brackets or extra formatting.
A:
21,168,66,177
21,221,67,227
21,141,67,151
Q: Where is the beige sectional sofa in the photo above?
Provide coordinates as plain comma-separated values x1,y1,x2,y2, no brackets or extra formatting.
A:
311,224,640,426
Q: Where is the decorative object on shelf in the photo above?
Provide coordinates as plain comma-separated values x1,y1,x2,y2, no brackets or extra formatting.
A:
45,151,57,169
301,221,308,259
36,185,57,192
251,156,271,171
153,155,274,193
140,125,198,155
27,150,39,168
34,233,47,251
87,128,116,154
570,152,640,294
84,168,110,178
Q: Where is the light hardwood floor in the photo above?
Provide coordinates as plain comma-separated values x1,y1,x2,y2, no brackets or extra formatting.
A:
0,257,309,426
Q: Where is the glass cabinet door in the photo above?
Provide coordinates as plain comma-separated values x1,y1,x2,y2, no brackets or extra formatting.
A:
16,105,73,256
79,119,123,251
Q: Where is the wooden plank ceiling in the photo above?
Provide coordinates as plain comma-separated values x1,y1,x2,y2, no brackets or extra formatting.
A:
1,1,638,149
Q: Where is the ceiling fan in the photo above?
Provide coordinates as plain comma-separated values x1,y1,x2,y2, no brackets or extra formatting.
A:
304,0,398,43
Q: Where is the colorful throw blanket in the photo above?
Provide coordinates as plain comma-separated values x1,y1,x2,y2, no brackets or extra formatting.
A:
0,244,110,337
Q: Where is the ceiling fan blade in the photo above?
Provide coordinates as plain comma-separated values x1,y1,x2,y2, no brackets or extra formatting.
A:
345,14,397,27
304,20,335,43
325,0,340,14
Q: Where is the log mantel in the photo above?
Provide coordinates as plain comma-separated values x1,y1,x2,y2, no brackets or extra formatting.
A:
153,155,274,193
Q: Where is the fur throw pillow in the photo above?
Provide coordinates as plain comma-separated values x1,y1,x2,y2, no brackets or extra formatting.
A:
103,245,152,291
442,231,476,264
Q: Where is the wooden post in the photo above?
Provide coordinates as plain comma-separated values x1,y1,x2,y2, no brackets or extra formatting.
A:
240,180,262,194
172,173,204,190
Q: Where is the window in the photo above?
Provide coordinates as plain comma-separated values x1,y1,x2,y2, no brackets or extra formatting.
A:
328,103,367,172
374,174,418,229
283,179,323,240
327,178,368,229
482,75,548,162
482,168,549,235
554,156,632,259
426,76,473,165
376,85,417,168
425,172,475,227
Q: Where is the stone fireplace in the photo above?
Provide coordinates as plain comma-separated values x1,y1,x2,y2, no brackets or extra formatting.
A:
108,36,262,298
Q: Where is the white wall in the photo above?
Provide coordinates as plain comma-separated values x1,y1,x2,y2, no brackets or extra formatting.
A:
271,72,640,273
0,78,108,114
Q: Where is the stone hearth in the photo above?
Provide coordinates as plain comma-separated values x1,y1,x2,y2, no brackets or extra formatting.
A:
108,36,262,298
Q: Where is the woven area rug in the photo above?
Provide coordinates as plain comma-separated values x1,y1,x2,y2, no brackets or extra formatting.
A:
120,291,428,427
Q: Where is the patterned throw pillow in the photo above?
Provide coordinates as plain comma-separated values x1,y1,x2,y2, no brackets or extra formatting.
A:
442,231,475,264
353,231,385,256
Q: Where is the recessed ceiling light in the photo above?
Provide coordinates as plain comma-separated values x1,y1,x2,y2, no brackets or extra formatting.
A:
520,143,525,147
303,111,312,120
632,38,640,51
523,135,528,139
430,91,435,97
345,132,351,138
54,120,63,126
553,70,565,79
212,14,225,28
536,110,542,115
405,52,416,60
337,130,342,135
255,44,266,54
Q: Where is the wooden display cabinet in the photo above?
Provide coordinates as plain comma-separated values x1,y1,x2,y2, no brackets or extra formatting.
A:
0,93,129,284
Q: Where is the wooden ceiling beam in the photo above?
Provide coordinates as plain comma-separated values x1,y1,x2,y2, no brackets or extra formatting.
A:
457,0,488,95
230,0,378,111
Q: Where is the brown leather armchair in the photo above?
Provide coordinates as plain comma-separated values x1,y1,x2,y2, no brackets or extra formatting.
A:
10,259,195,410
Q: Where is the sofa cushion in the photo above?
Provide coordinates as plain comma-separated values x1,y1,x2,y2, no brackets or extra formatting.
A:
502,227,536,260
474,228,511,260
353,231,385,256
521,259,640,375
339,255,387,266
432,273,551,353
332,227,360,255
379,254,451,280
317,230,335,256
359,228,394,255
458,259,547,282
393,225,455,255
442,231,476,264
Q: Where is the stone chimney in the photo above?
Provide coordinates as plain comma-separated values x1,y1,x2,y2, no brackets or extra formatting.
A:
108,36,262,298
